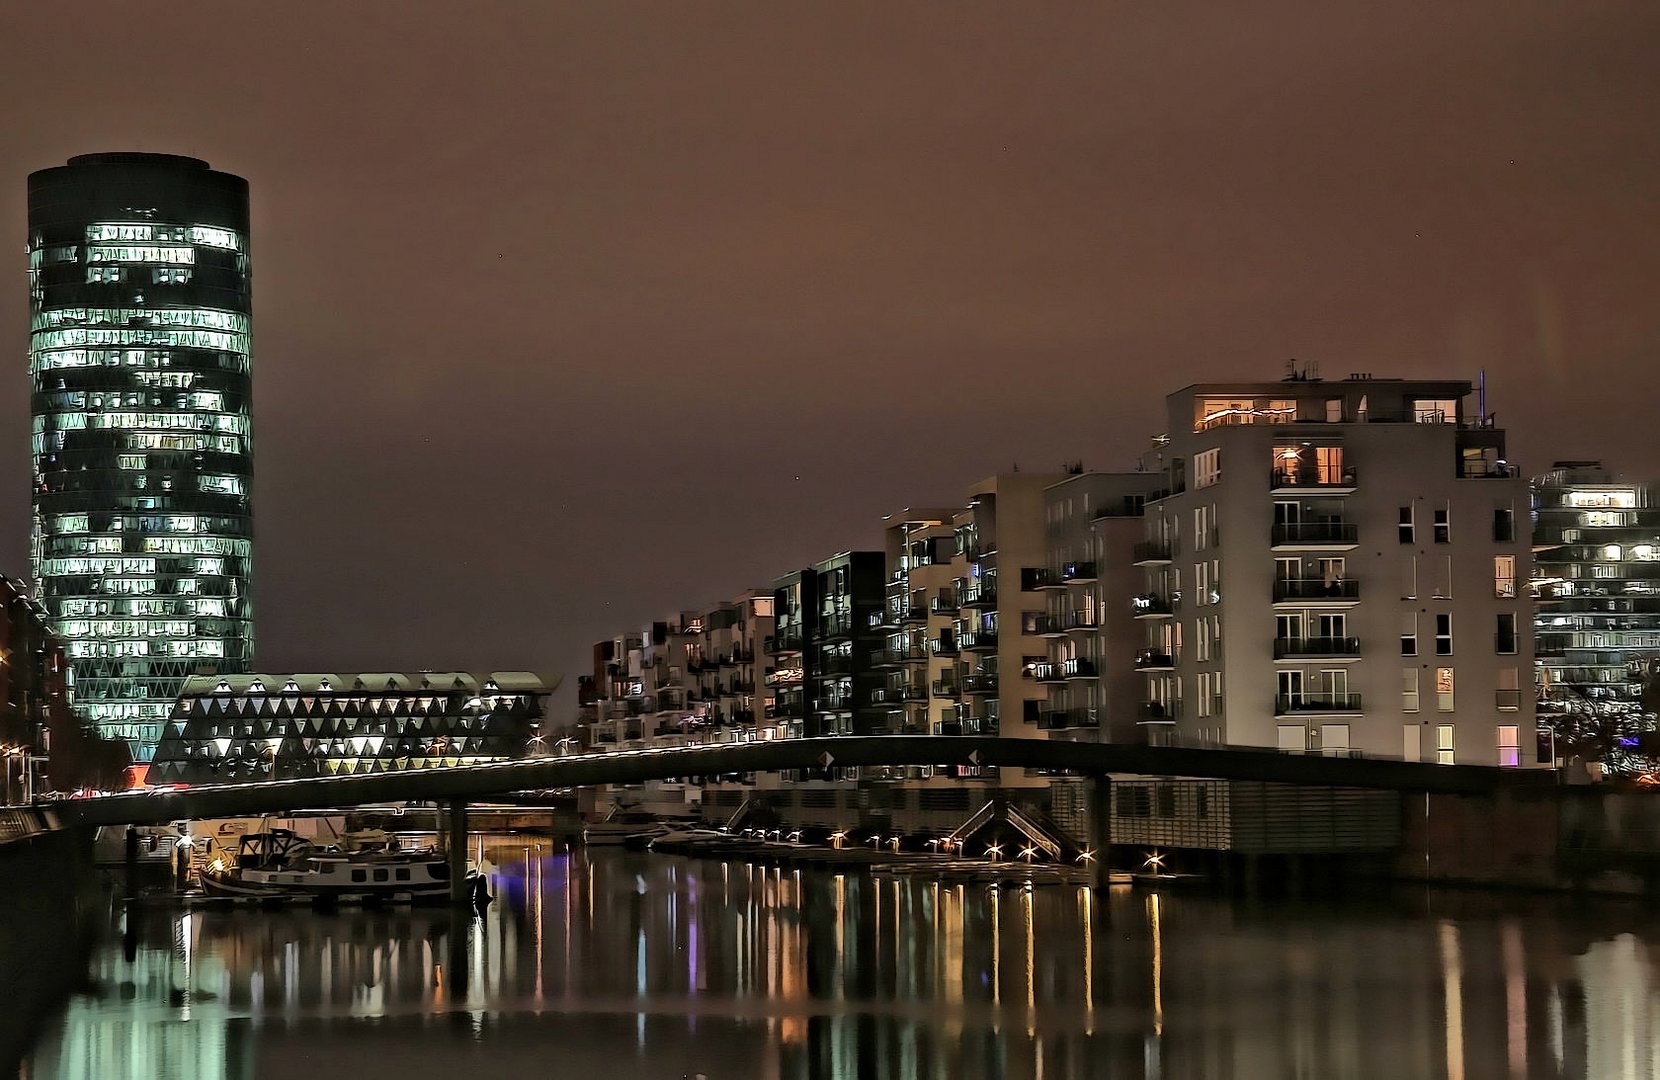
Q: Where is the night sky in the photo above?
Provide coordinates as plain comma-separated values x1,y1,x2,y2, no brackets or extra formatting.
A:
2,3,1658,708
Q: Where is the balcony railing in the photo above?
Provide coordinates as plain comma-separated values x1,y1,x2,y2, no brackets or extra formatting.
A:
765,630,804,654
962,674,999,694
1274,694,1363,714
1271,521,1358,547
959,585,998,609
1137,701,1182,723
1273,579,1360,603
1062,657,1097,679
931,635,960,657
931,593,959,615
1064,611,1102,632
867,610,895,630
1033,662,1064,682
1038,708,1099,730
1060,561,1097,583
1032,614,1065,636
1133,540,1174,564
1134,649,1175,670
1272,636,1361,659
960,630,1000,651
1022,568,1059,591
1131,593,1173,618
931,679,961,698
899,606,928,625
1270,465,1358,491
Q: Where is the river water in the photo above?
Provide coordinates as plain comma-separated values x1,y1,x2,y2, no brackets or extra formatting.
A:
21,842,1660,1079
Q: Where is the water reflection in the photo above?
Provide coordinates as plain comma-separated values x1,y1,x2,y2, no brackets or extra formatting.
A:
26,844,1660,1078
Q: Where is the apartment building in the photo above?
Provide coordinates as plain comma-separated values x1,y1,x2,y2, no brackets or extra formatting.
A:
1134,372,1537,766
765,553,887,740
877,510,961,738
1035,471,1165,743
1533,462,1660,763
681,592,776,743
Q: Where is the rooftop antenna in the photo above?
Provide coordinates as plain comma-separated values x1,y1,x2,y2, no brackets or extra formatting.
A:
1477,369,1488,423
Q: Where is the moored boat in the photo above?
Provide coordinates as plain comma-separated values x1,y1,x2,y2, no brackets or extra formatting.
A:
200,829,481,905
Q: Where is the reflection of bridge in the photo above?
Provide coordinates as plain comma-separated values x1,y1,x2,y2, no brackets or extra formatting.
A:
61,735,1536,829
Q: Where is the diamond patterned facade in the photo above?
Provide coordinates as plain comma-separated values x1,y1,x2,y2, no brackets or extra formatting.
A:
149,671,552,784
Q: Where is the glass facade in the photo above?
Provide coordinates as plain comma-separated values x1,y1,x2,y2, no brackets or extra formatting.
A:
28,154,253,762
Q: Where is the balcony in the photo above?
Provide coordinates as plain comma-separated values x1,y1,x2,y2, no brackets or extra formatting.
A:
766,630,804,655
821,615,855,639
1033,662,1064,683
1063,657,1097,679
1273,636,1362,660
874,645,925,667
1270,465,1358,494
931,593,959,616
820,655,854,676
1060,561,1098,583
867,609,896,630
1133,540,1174,565
1131,593,1173,619
1270,521,1359,549
1033,614,1066,637
961,584,998,608
1134,649,1175,671
962,674,999,695
931,679,961,699
1137,701,1181,724
1038,708,1099,730
931,635,960,657
1063,610,1101,633
1022,568,1061,591
960,630,1000,652
1272,579,1360,605
1274,694,1363,716
899,605,928,626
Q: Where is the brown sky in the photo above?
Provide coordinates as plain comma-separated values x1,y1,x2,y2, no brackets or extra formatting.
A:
2,2,1658,698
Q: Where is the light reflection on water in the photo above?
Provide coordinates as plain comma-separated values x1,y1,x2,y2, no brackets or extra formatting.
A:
24,842,1660,1078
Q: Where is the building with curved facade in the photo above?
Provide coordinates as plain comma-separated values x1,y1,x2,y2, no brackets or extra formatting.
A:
27,153,253,764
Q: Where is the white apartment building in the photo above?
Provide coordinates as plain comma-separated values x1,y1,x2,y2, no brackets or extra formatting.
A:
1135,372,1537,766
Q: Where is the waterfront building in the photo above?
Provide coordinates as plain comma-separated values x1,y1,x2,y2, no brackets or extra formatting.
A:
148,672,552,784
1035,470,1166,744
27,154,254,764
1133,371,1537,765
766,553,887,739
681,592,775,742
1532,462,1660,767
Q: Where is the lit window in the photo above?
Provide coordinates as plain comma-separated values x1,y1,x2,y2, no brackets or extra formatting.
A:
1436,668,1455,713
1493,555,1516,598
1497,726,1520,768
1436,724,1456,765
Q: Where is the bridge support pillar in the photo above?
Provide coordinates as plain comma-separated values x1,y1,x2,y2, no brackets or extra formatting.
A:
123,826,140,900
446,800,469,907
1087,775,1112,889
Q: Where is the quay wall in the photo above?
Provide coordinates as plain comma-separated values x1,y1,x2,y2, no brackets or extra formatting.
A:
0,814,99,1076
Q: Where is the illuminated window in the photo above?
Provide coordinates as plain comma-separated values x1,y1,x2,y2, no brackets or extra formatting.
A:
1436,668,1455,713
1436,724,1455,764
1497,726,1520,767
1193,448,1221,488
1493,555,1516,598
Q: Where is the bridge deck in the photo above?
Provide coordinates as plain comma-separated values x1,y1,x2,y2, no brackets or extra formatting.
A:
58,736,1546,827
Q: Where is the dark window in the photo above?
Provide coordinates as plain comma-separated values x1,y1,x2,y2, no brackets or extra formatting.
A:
1436,613,1453,655
1156,785,1177,818
395,868,411,882
1493,508,1515,543
1496,613,1518,654
372,868,389,882
1433,509,1450,544
351,869,367,883
1196,788,1210,819
1398,507,1414,544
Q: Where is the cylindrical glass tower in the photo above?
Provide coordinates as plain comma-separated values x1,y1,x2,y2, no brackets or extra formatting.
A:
27,153,253,766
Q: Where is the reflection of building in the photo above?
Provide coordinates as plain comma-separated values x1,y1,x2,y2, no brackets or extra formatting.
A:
1532,462,1660,764
148,672,553,784
28,154,254,764
1134,372,1537,765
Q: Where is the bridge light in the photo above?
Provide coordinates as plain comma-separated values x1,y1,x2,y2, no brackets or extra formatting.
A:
1076,848,1095,863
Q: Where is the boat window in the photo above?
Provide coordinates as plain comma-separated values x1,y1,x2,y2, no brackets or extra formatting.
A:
373,869,389,883
351,869,367,883
319,864,334,874
432,864,450,880
395,868,411,882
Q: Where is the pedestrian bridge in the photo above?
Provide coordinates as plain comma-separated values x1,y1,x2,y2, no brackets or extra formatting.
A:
57,736,1544,828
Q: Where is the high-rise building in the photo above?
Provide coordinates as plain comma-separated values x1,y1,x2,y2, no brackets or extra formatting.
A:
1133,371,1538,766
1532,461,1660,767
28,153,254,764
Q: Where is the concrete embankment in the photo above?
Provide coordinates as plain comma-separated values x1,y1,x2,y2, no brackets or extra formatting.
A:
0,811,100,1076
